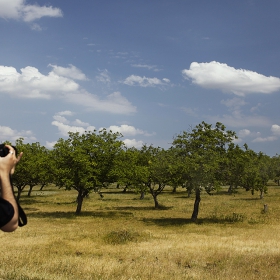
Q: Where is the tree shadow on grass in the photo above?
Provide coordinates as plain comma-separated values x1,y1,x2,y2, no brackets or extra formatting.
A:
142,217,192,226
113,205,173,211
237,197,261,201
142,216,241,226
19,198,45,205
27,210,134,219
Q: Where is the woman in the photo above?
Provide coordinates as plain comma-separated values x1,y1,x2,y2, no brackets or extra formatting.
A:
0,145,23,232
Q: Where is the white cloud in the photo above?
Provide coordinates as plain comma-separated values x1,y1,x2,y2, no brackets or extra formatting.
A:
49,64,88,81
122,75,170,87
221,97,246,109
0,65,79,99
252,136,277,143
57,110,74,116
131,64,161,72
72,119,90,127
162,78,170,83
123,138,143,148
51,113,95,137
53,115,69,124
106,124,149,137
0,0,63,22
250,103,262,113
182,61,280,96
0,64,136,114
238,129,251,138
66,91,136,114
0,125,36,143
181,107,198,117
51,113,148,149
208,113,271,128
51,121,92,136
96,69,111,84
46,141,57,149
30,23,41,31
271,124,280,135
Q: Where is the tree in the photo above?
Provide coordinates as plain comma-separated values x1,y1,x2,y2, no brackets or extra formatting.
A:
271,154,280,186
13,139,50,200
223,143,246,194
172,122,237,221
148,148,171,208
52,129,124,214
112,147,148,196
241,148,272,199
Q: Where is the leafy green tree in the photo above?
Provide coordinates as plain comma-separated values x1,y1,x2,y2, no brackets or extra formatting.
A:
12,139,50,200
164,147,187,194
84,129,124,189
112,147,148,195
27,143,53,196
172,122,237,221
148,148,172,208
52,129,124,214
241,149,272,199
271,154,280,186
114,144,169,208
224,143,246,194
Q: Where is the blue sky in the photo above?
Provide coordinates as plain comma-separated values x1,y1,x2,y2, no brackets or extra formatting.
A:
1,0,280,156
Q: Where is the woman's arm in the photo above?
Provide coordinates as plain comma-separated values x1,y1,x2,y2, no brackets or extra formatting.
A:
0,145,23,232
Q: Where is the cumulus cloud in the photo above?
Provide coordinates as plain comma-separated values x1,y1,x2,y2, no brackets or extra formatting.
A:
51,112,95,137
0,65,79,98
123,138,144,148
49,64,88,81
0,0,63,22
271,124,280,135
238,129,251,138
46,140,57,149
57,110,74,116
252,136,277,143
0,125,36,143
51,113,147,149
182,61,280,96
0,64,136,114
105,124,152,137
122,75,170,88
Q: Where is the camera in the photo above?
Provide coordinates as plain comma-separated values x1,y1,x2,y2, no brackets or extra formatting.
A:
0,144,17,157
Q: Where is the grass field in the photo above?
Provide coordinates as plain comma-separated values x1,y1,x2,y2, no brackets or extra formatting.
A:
1,184,280,280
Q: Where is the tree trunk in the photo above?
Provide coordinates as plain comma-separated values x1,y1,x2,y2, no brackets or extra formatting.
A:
191,188,201,222
172,186,177,193
28,185,34,197
40,184,46,191
140,191,145,200
15,185,26,201
76,192,84,214
153,194,159,209
260,190,264,199
227,185,233,194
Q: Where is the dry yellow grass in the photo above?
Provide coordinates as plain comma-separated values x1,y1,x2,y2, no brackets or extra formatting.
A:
1,184,280,279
